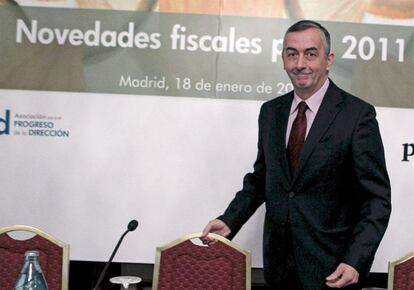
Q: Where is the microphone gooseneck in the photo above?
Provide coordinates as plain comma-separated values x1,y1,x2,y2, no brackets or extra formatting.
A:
93,219,139,290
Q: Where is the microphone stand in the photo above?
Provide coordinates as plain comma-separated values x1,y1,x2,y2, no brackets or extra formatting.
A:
93,220,138,290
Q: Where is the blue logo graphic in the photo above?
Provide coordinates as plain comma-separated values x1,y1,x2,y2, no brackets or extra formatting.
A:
0,110,10,135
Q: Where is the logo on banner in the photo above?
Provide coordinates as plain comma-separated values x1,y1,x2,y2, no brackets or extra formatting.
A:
1,109,70,138
0,110,10,135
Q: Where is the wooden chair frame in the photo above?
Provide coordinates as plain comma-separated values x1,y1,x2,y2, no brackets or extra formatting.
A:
0,224,70,290
153,232,251,290
388,251,414,290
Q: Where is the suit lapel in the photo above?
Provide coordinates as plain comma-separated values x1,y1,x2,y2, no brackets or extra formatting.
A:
291,82,344,184
271,93,293,184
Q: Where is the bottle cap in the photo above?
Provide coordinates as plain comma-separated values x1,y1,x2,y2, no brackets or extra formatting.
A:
25,250,40,256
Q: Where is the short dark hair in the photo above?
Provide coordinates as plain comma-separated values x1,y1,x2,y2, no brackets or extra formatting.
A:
284,20,331,56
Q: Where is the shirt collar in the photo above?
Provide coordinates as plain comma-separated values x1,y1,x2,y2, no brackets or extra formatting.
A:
290,78,330,115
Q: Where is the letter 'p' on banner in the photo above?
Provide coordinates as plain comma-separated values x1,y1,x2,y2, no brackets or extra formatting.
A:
402,143,414,162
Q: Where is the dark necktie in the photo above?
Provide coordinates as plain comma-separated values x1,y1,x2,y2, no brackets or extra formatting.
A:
287,101,308,175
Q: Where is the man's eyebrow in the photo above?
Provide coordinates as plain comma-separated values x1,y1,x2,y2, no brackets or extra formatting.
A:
284,47,319,52
285,47,298,52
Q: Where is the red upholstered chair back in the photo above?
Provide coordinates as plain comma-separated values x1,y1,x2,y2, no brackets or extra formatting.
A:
388,252,414,290
152,232,251,290
0,225,69,290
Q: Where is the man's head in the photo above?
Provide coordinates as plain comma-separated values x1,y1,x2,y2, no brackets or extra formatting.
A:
282,20,334,99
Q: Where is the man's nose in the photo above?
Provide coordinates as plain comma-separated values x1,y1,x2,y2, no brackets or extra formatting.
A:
295,54,306,69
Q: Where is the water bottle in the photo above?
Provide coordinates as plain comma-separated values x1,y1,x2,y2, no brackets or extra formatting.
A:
13,250,49,290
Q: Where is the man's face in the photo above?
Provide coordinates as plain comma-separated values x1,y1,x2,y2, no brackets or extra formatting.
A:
282,28,334,99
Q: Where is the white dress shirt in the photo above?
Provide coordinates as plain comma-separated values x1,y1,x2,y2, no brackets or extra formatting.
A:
285,78,330,147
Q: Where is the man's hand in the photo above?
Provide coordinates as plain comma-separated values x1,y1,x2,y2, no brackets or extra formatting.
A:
325,263,359,288
201,219,231,244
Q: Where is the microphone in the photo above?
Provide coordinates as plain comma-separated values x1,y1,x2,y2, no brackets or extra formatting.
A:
128,219,138,231
93,219,139,290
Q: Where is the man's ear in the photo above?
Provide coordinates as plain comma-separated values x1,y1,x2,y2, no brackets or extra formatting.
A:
327,52,334,71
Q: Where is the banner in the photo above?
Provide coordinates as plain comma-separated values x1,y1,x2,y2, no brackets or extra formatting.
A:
1,2,413,272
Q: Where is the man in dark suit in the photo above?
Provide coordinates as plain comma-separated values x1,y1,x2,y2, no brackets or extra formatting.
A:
201,20,391,290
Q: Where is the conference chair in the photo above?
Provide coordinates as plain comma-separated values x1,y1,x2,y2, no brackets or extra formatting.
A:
0,224,69,290
388,251,414,290
152,232,251,290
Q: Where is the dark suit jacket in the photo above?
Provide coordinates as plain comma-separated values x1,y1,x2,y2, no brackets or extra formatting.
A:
218,81,391,290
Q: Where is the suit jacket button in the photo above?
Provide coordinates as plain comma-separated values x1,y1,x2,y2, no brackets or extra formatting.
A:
289,192,295,198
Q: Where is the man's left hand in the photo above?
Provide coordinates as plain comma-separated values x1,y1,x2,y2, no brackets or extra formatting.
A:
325,263,359,288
